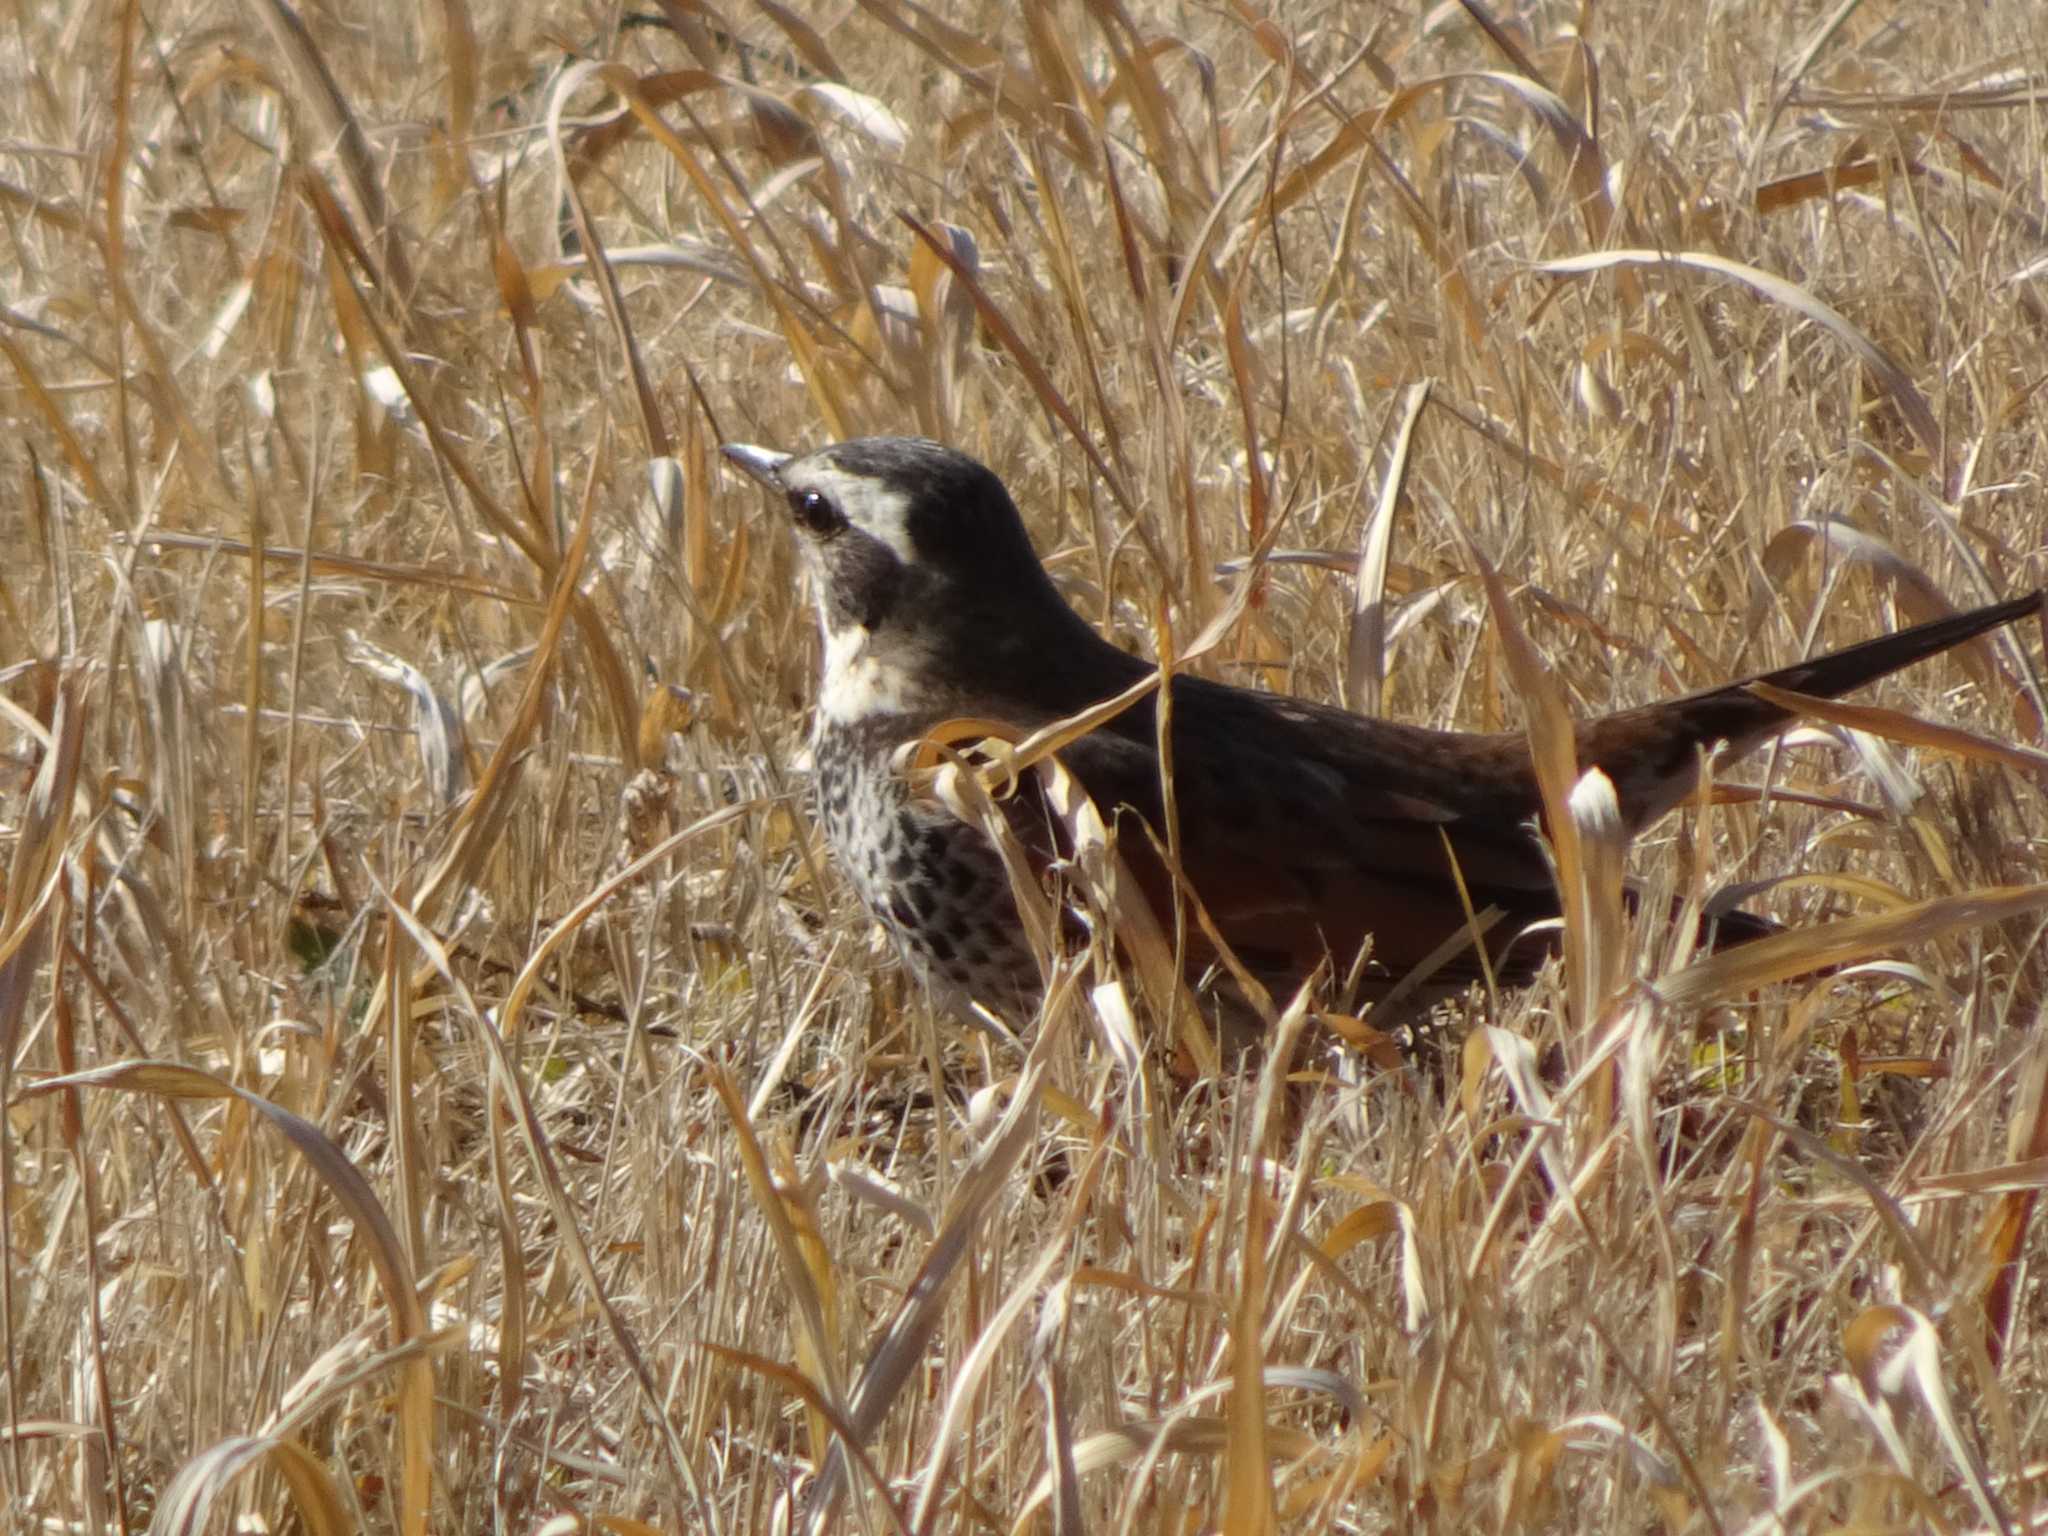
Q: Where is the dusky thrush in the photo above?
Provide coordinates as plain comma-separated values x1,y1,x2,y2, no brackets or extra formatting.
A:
724,435,2041,1027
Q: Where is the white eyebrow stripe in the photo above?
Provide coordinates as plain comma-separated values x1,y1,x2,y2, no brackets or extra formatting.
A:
798,462,918,564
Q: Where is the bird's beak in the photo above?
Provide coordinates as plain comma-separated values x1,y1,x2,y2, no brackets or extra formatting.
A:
720,443,792,489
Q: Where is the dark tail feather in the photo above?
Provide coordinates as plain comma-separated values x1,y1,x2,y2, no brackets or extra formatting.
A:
1745,589,2041,703
1590,589,2040,829
1688,590,2041,952
1699,904,1782,949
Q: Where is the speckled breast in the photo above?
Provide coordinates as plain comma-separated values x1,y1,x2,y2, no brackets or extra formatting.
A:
812,719,1043,1016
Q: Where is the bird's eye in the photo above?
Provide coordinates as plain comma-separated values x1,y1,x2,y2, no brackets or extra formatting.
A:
788,488,843,537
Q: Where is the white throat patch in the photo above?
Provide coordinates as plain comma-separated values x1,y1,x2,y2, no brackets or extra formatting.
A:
816,621,916,726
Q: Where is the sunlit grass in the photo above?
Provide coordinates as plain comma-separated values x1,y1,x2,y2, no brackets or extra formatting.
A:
1,2,2044,1531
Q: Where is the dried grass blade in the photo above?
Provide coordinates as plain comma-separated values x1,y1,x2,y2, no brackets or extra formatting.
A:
855,0,1010,77
386,887,713,1526
803,80,909,150
586,61,846,437
412,448,596,915
251,0,416,302
1429,393,1652,526
1091,2,1202,205
239,453,266,877
25,1061,431,1536
1218,272,1264,565
1535,249,1948,494
1361,131,1486,352
1347,381,1429,714
546,64,668,459
1,663,87,1488
900,211,1136,525
1165,34,1381,347
97,44,211,527
1755,156,1927,215
423,0,479,220
0,667,84,1004
148,1434,354,1536
0,177,86,235
1017,1415,1326,1530
1744,681,2048,779
1460,68,1618,253
305,187,544,574
1978,1043,2048,1367
1567,769,1631,1052
1464,1028,1584,1270
1033,752,1210,1065
1024,0,1092,121
756,0,846,81
125,532,542,607
1752,0,1869,178
1224,1191,1275,1535
905,1134,1114,1536
346,634,468,806
706,1065,848,1403
805,1052,1056,1535
1653,883,2048,1007
1223,987,1318,1534
1760,519,1986,663
702,1345,909,1536
1841,1306,2011,1532
1034,1282,1085,1536
1458,538,1596,1022
0,332,115,514
1269,84,1419,217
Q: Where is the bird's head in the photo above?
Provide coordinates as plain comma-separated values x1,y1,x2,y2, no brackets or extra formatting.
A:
722,436,1131,726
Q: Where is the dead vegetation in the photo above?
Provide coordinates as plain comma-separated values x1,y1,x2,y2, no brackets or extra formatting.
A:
2,0,2046,1531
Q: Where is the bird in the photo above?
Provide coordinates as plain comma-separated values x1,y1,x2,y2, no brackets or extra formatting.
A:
722,434,2041,1034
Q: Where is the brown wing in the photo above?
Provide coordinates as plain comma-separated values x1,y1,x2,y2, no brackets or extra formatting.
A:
1026,682,1563,994
1009,587,2042,998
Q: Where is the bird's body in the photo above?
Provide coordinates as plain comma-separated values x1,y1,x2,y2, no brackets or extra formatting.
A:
725,435,2040,1024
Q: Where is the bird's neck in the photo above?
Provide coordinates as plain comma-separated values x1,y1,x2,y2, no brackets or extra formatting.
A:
815,622,924,728
815,597,1147,740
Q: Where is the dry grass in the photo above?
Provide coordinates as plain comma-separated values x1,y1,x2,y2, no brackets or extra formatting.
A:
3,1,2047,1531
